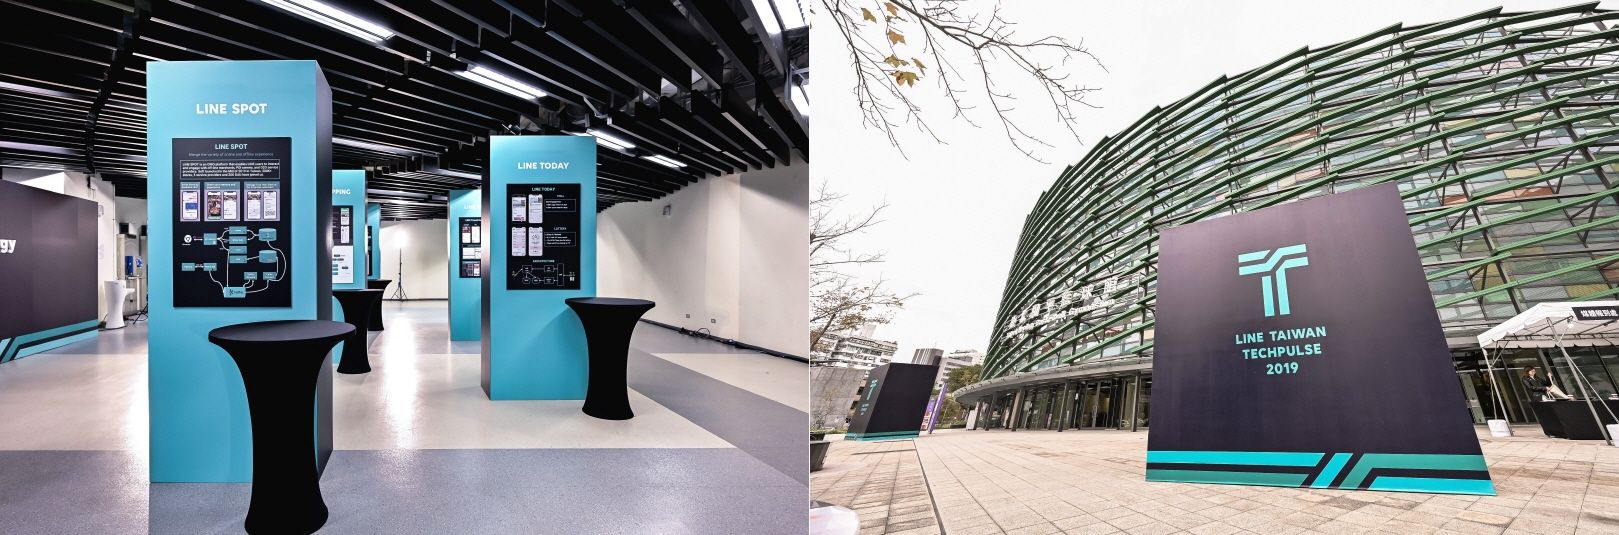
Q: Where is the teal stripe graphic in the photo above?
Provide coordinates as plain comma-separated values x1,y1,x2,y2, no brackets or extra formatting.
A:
1339,454,1489,489
1147,450,1324,466
1147,469,1310,487
1,320,99,362
1367,477,1495,495
1311,453,1351,488
845,431,920,441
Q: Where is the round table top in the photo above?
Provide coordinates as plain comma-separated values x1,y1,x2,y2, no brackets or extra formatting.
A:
334,289,384,295
208,320,354,345
565,297,655,308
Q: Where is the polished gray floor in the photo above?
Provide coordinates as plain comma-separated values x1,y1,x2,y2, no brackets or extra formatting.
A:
0,300,808,534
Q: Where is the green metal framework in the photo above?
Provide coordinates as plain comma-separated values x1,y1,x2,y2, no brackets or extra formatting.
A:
973,5,1619,389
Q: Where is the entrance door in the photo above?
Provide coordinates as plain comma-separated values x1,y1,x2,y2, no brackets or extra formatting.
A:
1456,368,1536,424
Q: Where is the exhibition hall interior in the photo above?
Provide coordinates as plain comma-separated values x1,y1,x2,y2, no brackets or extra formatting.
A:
0,0,809,533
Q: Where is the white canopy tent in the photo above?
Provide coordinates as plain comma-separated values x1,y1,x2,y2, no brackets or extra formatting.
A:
1476,301,1619,444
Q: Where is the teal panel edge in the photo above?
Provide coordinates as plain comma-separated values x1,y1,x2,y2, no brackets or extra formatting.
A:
448,189,481,341
330,170,366,362
365,202,381,281
481,135,596,400
1367,476,1496,495
146,60,333,483
845,431,920,441
1146,450,1324,466
3,320,101,361
1146,469,1311,487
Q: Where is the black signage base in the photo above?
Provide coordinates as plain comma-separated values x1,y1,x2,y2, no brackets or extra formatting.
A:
171,137,293,307
1148,184,1492,495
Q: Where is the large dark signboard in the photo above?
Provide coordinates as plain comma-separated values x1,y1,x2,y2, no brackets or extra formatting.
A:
846,362,939,441
504,183,580,290
1148,184,1492,495
0,180,97,362
171,137,293,307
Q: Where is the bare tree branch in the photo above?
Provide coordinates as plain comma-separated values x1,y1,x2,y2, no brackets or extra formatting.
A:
818,0,1104,162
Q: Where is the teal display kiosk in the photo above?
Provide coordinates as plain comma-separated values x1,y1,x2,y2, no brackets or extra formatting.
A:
366,202,381,281
331,170,366,359
481,136,596,399
448,189,481,341
147,60,334,482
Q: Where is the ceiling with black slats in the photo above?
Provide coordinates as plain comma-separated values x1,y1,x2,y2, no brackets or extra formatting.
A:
0,0,809,220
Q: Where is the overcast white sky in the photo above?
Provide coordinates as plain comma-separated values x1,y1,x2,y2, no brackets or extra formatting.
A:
809,0,1612,362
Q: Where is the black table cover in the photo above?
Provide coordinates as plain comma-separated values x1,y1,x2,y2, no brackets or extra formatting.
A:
365,279,391,330
564,297,655,420
208,320,353,535
332,289,383,374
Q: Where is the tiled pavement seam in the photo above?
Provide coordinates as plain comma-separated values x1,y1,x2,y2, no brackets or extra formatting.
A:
812,439,947,535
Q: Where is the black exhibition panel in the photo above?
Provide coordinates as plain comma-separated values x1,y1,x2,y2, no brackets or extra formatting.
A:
332,289,383,374
1531,400,1619,440
565,297,656,420
208,320,353,535
171,137,294,308
506,184,581,290
0,180,98,361
365,279,391,331
459,217,482,279
845,362,939,441
1149,184,1492,494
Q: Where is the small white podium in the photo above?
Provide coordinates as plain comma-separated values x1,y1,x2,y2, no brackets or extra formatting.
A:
104,280,133,329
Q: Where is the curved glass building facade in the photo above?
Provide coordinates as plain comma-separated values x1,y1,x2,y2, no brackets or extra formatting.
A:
959,6,1619,431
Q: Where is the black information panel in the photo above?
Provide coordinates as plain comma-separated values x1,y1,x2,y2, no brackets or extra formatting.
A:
1149,184,1489,493
330,206,352,246
171,137,293,307
505,183,579,290
459,217,482,278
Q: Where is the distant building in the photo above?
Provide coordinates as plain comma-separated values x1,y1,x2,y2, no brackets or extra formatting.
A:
812,326,899,370
911,348,943,367
811,366,869,430
934,349,982,392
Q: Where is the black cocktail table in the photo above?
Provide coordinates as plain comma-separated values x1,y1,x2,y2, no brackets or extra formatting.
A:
365,279,391,330
332,289,384,374
564,297,656,420
208,320,353,535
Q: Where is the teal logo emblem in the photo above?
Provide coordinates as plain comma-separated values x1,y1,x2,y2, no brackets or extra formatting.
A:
1238,244,1309,317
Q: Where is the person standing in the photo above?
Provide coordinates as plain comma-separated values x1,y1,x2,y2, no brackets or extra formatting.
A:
1523,366,1553,402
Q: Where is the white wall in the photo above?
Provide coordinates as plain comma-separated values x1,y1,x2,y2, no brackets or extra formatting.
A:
3,169,120,320
378,219,449,299
598,159,808,356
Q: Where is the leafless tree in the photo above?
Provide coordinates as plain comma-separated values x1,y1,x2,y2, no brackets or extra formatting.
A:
809,183,916,353
820,0,1104,162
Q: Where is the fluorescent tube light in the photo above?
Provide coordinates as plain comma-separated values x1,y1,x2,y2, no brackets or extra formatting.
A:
778,0,808,30
262,0,393,42
587,129,636,151
457,66,547,100
642,154,688,169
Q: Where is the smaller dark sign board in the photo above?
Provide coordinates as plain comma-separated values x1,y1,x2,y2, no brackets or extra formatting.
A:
1572,306,1619,322
846,362,939,441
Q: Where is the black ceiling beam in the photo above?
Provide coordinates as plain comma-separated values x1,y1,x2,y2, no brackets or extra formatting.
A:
86,1,146,175
539,8,663,96
655,96,760,170
716,87,790,165
550,0,692,92
688,92,777,167
620,0,725,89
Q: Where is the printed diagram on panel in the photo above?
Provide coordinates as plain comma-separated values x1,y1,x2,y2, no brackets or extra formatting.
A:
506,183,580,290
171,138,293,307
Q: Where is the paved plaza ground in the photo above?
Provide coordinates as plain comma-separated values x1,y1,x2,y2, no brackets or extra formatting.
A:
811,427,1619,535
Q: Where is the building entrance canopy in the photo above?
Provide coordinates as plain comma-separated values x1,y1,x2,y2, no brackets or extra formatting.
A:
1477,300,1619,443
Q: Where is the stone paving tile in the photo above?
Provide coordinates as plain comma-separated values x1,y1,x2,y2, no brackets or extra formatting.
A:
813,426,1619,534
